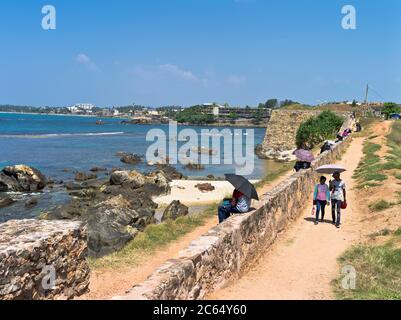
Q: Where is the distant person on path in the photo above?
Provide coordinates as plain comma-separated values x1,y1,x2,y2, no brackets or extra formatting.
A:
329,171,346,228
218,189,251,223
313,176,330,224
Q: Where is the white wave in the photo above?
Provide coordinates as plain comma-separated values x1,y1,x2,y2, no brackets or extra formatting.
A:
0,132,125,138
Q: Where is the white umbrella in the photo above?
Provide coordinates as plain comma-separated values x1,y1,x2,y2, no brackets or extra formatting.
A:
315,164,346,174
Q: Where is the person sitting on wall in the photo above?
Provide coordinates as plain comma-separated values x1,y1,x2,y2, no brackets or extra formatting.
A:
218,189,251,224
342,128,352,138
294,161,311,172
320,141,333,154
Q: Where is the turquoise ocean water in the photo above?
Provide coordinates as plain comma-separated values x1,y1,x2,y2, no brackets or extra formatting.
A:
0,112,271,180
0,112,276,222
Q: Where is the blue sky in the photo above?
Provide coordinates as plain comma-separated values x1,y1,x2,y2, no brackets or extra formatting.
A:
0,0,400,107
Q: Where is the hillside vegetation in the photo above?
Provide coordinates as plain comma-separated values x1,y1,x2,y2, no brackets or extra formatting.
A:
295,111,344,149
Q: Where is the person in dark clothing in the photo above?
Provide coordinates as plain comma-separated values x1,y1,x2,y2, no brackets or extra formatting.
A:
294,161,311,172
218,189,251,223
329,171,347,228
320,141,332,154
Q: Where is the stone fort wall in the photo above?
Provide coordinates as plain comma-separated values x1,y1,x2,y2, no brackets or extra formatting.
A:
0,220,89,300
114,135,352,300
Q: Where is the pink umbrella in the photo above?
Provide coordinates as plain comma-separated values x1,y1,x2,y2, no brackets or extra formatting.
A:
294,149,315,162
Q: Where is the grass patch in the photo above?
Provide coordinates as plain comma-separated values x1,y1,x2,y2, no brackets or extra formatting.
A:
90,203,218,269
353,121,401,189
356,182,382,190
333,231,401,300
368,228,391,239
397,191,401,204
353,142,387,189
385,122,401,173
369,200,392,212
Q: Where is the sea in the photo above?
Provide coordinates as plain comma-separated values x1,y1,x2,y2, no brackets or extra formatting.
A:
0,112,280,222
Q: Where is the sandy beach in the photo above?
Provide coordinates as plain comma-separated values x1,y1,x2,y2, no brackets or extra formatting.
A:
153,179,260,207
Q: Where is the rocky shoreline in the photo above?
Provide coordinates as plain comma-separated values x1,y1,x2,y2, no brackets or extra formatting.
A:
0,162,191,258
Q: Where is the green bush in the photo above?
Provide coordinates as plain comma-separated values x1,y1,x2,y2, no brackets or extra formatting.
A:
382,102,401,119
296,111,343,149
175,105,215,125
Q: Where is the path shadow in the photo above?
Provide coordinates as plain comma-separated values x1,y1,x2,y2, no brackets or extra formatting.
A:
304,217,334,225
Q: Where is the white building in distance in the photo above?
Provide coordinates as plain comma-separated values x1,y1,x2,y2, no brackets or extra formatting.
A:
67,103,96,114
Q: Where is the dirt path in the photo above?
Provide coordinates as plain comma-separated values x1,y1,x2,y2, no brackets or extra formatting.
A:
208,137,365,300
81,169,294,300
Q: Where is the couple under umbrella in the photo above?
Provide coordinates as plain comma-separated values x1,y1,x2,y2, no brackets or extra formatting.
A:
218,174,259,224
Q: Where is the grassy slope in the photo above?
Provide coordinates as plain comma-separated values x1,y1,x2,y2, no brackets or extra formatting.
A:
333,230,401,300
353,121,401,190
333,121,401,300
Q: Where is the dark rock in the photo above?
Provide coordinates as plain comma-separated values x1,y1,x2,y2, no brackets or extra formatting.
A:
145,171,171,195
25,197,38,208
69,188,99,199
121,118,161,125
195,183,215,192
254,144,268,159
184,162,205,170
90,167,107,172
207,174,215,180
120,153,143,165
156,164,185,180
80,178,108,189
1,165,47,192
0,173,19,192
86,195,154,257
192,146,217,156
161,200,189,222
110,170,146,189
0,196,16,209
64,182,83,191
75,172,97,182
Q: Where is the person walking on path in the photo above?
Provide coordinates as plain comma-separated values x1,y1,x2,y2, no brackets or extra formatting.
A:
329,171,346,228
313,176,330,224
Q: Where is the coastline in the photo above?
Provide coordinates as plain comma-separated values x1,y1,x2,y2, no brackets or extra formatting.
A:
0,112,267,128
